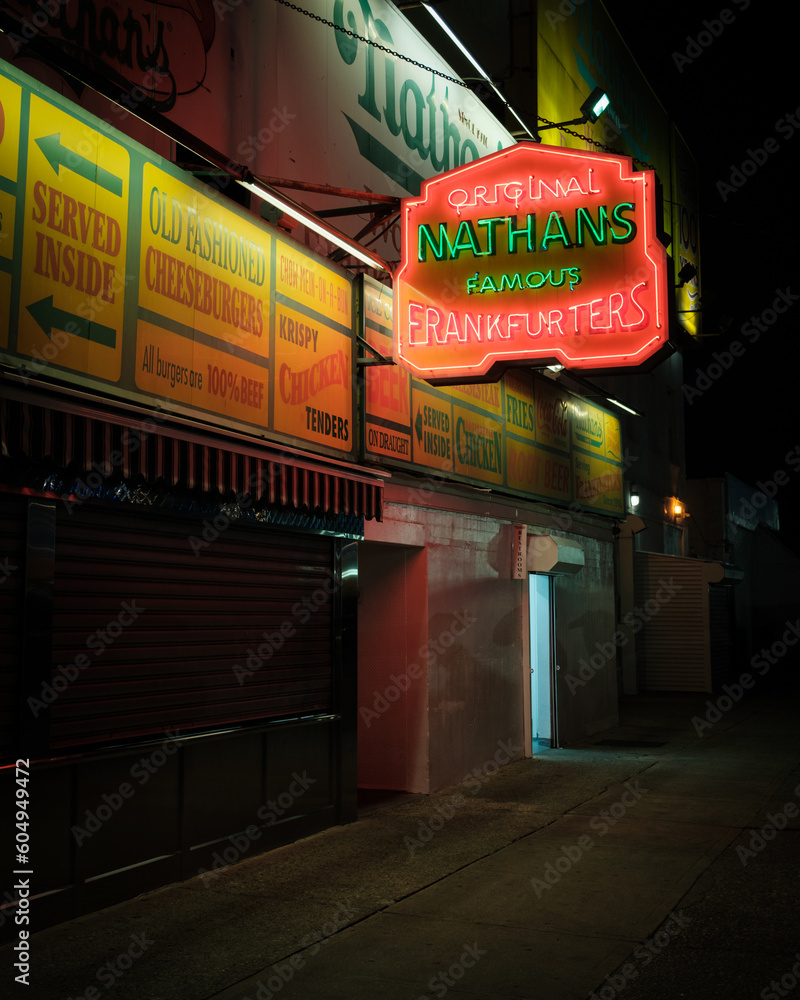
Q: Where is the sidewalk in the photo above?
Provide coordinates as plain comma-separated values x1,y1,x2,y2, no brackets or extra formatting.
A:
5,676,799,1000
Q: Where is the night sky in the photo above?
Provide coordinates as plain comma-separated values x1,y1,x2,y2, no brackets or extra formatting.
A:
601,1,800,547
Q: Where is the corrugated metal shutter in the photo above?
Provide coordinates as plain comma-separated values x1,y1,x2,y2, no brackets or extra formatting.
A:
48,504,335,750
0,493,25,761
634,553,711,691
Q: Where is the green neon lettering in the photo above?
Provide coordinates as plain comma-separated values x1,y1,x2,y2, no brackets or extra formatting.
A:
611,203,637,243
476,217,507,255
507,213,536,253
525,271,547,289
541,212,571,250
575,206,609,246
499,272,523,291
418,223,455,261
453,220,486,258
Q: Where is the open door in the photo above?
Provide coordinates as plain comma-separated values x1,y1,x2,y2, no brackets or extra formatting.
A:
529,573,558,750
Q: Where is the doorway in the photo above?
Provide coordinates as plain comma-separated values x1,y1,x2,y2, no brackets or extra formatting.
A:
529,573,557,750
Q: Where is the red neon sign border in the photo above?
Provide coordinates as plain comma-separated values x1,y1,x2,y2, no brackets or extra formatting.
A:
394,143,669,380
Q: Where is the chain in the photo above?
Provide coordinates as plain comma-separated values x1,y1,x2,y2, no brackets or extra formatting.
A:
537,116,659,172
273,0,659,171
271,0,467,88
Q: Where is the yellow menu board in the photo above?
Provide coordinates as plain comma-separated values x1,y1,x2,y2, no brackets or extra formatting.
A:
0,61,354,460
362,275,624,513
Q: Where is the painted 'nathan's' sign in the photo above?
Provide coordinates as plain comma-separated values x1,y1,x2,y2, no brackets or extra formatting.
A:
394,144,669,383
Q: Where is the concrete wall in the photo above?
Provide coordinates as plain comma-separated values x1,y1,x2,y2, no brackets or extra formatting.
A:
364,485,619,791
424,510,526,791
357,542,429,793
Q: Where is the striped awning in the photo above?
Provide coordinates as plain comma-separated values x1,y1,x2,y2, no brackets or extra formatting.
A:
0,391,384,522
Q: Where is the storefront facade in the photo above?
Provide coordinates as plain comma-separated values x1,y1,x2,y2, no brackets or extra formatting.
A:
0,0,699,929
0,52,382,930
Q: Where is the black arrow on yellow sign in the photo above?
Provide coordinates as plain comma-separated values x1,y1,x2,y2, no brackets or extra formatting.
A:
27,295,116,348
415,408,423,444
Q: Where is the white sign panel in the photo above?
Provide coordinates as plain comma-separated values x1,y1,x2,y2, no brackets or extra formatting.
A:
172,0,516,198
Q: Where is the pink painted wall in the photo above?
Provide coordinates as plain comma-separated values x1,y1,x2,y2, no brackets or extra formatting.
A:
357,542,429,793
364,486,619,792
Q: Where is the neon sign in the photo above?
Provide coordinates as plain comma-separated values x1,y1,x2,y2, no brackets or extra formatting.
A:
394,144,669,383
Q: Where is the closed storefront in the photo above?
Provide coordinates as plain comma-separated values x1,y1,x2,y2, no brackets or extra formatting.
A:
633,552,729,693
0,389,378,931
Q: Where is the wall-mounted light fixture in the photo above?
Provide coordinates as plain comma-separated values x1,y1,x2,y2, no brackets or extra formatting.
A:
580,88,611,123
605,396,639,416
533,86,611,141
630,484,640,508
665,496,688,521
238,177,392,273
542,368,642,416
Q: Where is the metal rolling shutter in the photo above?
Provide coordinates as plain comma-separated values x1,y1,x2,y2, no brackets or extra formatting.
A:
49,504,335,750
634,553,711,692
